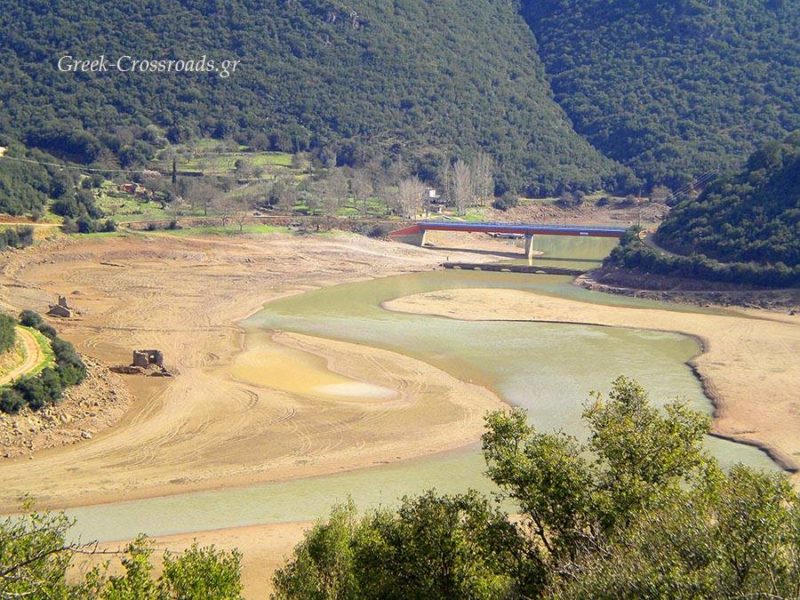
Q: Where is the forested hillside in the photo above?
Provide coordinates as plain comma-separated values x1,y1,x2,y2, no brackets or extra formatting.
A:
522,0,800,189
658,133,800,267
0,0,624,196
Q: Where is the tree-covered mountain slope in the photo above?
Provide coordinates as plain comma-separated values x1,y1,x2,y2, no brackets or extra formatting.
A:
522,0,800,190
658,133,800,267
0,0,625,195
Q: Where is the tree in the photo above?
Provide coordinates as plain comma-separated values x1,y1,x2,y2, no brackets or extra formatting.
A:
159,543,243,599
231,196,252,233
554,466,800,599
481,375,712,594
318,169,349,217
450,160,474,215
472,151,495,206
272,493,522,600
1,507,243,599
391,177,425,219
350,169,374,216
275,376,800,599
0,504,100,599
186,180,218,217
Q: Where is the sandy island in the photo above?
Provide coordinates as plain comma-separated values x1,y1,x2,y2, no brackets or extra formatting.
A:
385,288,800,475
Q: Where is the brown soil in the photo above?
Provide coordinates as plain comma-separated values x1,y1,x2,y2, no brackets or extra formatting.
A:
0,357,133,458
0,230,504,511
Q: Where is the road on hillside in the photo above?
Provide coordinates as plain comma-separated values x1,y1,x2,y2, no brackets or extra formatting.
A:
0,327,44,386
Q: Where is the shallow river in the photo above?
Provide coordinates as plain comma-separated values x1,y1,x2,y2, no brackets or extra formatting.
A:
66,236,777,542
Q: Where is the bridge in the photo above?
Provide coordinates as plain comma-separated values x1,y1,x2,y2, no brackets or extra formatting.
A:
389,221,628,258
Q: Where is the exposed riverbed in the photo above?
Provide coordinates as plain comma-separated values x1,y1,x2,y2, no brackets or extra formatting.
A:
64,236,778,543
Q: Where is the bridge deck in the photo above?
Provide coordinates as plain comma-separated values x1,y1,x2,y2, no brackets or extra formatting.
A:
390,221,627,238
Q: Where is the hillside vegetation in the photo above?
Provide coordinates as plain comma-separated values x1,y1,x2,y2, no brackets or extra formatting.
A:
0,0,623,196
658,133,800,267
522,0,800,189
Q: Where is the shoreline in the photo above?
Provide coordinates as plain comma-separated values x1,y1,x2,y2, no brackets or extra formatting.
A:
384,288,800,477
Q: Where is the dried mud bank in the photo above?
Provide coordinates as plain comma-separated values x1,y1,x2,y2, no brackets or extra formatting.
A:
0,232,505,510
579,271,800,313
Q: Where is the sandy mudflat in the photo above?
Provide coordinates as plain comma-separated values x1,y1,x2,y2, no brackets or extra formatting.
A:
0,232,506,510
385,288,800,475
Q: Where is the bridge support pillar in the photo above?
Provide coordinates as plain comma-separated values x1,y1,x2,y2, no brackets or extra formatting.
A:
411,229,427,247
524,234,535,258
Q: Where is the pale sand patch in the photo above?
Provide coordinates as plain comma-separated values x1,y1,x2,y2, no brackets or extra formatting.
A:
385,288,800,475
69,521,311,600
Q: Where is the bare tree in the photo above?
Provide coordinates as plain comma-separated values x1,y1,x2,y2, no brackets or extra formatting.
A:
312,170,349,217
472,151,495,207
451,159,474,215
186,180,217,216
271,180,297,214
391,176,426,219
212,195,234,226
231,196,253,232
351,168,374,216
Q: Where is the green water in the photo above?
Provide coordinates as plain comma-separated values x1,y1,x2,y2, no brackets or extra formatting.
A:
64,237,777,542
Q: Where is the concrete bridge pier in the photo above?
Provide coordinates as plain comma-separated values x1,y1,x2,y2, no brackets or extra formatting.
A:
524,234,535,258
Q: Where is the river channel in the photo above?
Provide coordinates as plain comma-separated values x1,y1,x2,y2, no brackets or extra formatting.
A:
65,236,777,542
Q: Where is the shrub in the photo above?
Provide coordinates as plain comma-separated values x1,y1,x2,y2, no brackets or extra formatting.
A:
18,310,42,328
1,312,87,413
0,388,25,414
492,194,519,211
0,313,16,353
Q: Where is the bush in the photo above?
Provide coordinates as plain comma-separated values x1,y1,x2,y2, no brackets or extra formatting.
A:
0,313,16,353
0,388,25,414
492,194,519,211
18,310,42,328
0,226,34,252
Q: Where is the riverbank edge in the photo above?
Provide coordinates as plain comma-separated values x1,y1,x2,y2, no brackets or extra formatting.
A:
381,294,798,477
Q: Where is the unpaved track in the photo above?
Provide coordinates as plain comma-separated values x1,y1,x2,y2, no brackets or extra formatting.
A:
0,326,44,386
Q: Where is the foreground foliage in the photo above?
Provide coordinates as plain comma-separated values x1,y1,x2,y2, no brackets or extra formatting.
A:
273,376,800,599
0,506,242,599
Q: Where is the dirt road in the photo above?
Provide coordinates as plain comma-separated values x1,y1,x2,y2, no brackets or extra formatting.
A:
0,326,44,386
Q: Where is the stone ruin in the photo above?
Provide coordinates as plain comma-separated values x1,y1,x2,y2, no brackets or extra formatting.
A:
132,349,164,368
110,349,172,377
47,296,76,318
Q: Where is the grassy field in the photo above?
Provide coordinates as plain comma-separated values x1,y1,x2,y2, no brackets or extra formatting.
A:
94,183,207,223
156,224,290,237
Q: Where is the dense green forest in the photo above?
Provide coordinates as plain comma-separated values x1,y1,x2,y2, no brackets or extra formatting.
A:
0,0,625,196
522,0,800,189
658,133,800,267
605,134,800,287
607,132,800,287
